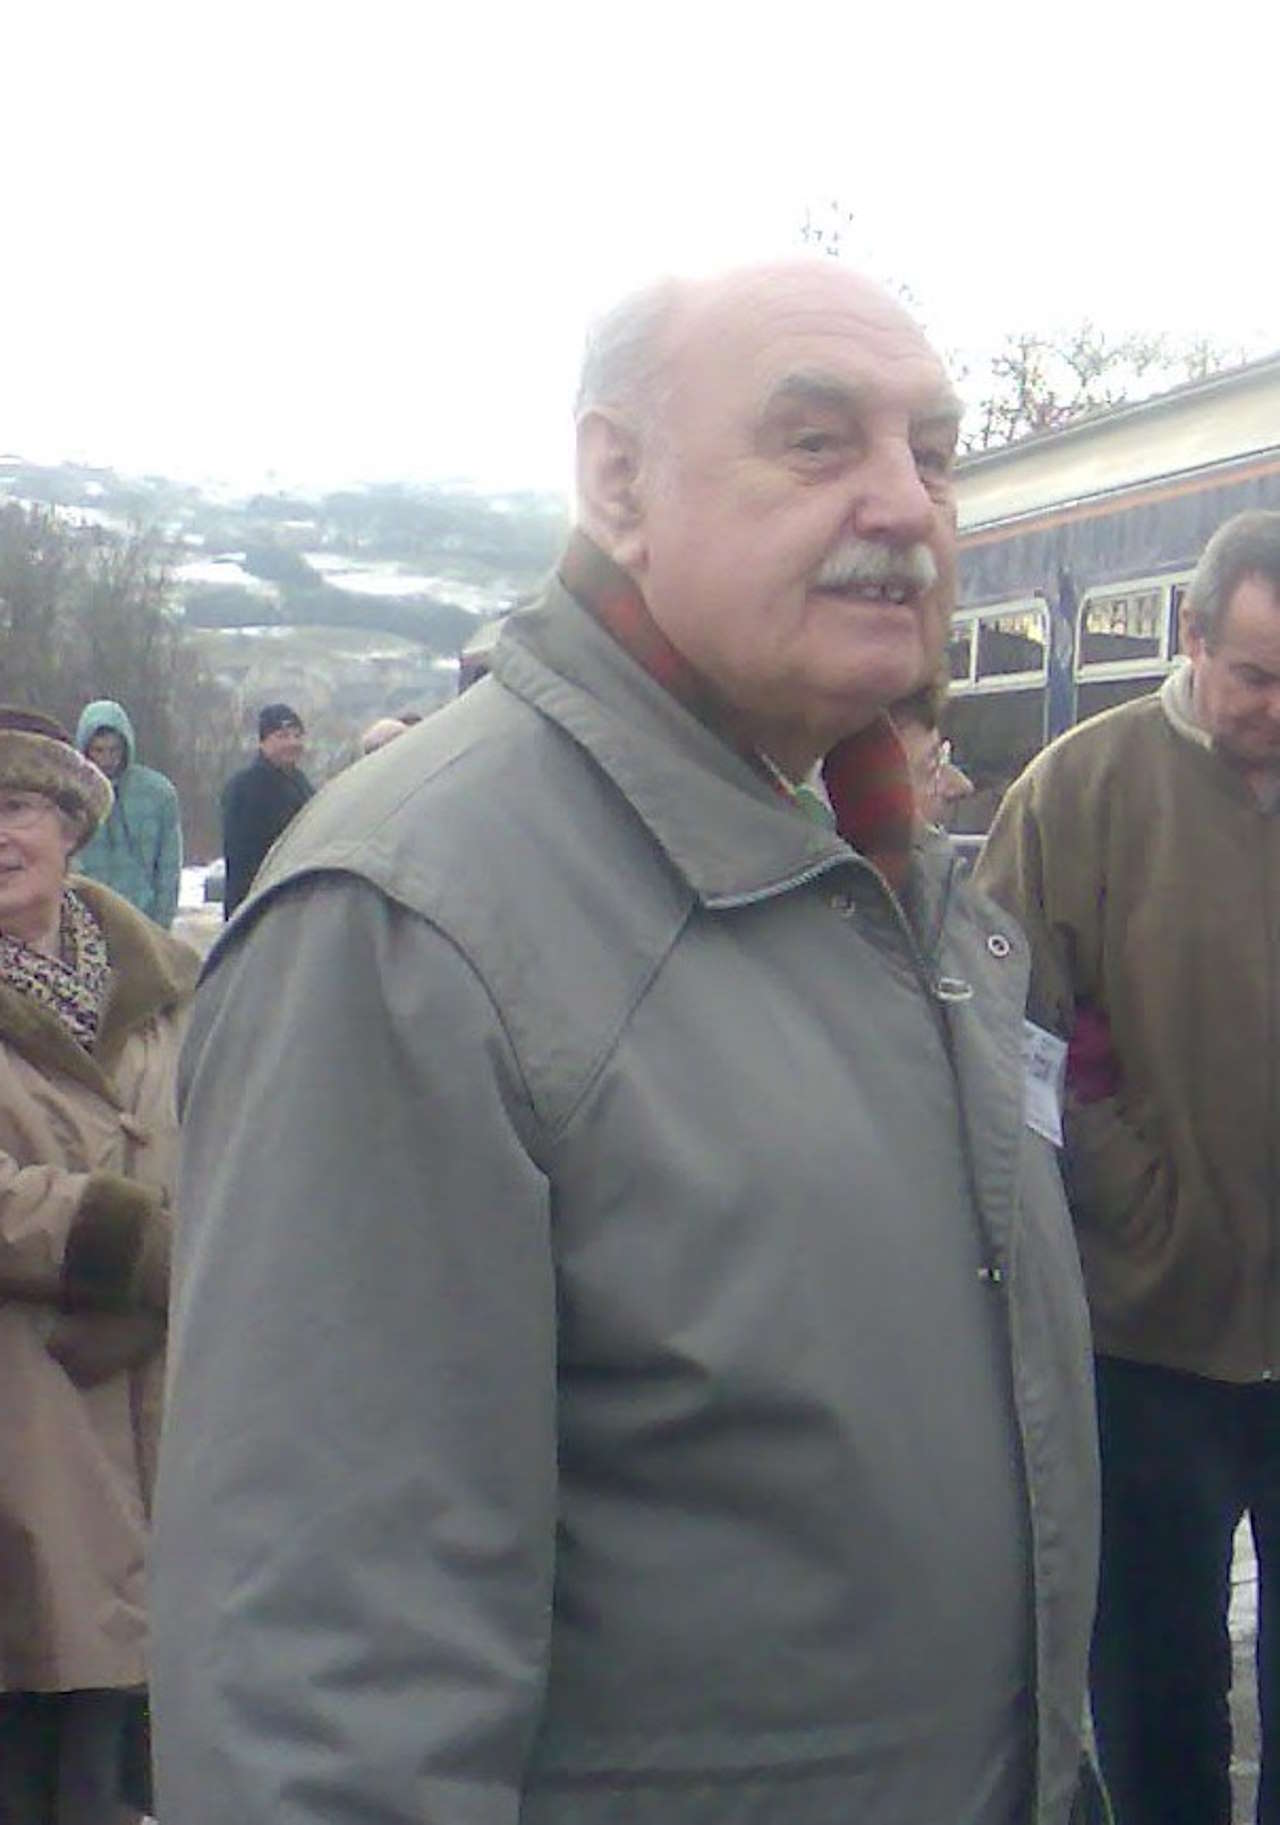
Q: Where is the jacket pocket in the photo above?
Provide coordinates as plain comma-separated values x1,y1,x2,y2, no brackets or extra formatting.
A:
1062,1094,1172,1246
1064,1095,1238,1360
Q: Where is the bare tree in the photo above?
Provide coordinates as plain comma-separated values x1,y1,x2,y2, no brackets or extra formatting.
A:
795,202,1241,451
965,325,1242,451
797,201,922,313
799,199,857,261
0,504,240,856
0,505,72,692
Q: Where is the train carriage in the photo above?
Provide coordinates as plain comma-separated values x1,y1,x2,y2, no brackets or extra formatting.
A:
948,351,1280,831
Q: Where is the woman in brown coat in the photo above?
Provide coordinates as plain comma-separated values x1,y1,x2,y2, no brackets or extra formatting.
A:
0,706,198,1824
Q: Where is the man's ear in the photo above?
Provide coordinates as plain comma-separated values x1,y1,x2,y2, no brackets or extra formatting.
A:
575,410,649,574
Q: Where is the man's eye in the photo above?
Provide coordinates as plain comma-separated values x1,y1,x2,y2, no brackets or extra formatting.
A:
792,430,841,455
914,447,953,475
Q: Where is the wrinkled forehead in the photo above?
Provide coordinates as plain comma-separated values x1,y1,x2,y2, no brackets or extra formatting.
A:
665,268,959,431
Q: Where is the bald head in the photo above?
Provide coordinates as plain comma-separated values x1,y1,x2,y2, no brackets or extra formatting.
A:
360,717,408,756
576,261,957,446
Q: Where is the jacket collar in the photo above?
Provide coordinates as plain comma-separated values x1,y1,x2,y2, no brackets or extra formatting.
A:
551,535,916,890
0,879,198,1101
492,571,883,907
1159,656,1280,809
1159,658,1212,751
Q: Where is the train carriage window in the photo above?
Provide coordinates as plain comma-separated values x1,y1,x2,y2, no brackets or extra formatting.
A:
1077,675,1166,724
975,606,1046,681
944,690,1043,836
947,621,974,684
1170,582,1189,656
1079,585,1166,667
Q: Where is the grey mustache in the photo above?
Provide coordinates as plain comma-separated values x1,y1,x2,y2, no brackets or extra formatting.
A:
813,541,938,594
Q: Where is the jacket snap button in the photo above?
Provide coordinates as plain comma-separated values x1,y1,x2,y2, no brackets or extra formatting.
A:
987,933,1011,959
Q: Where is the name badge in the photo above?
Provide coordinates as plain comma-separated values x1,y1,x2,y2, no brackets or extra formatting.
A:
1022,1021,1067,1147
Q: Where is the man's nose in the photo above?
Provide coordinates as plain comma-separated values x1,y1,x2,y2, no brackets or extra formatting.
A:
850,438,937,546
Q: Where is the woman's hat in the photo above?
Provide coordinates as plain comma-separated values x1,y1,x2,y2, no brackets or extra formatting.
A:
0,706,115,842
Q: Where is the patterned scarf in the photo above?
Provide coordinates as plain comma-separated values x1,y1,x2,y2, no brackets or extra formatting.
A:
0,888,111,1052
559,533,916,891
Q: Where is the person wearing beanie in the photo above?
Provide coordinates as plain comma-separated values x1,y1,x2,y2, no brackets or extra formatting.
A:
219,704,314,919
73,699,183,930
0,705,199,1824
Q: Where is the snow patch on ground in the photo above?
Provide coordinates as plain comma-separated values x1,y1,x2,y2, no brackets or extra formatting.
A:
175,557,280,598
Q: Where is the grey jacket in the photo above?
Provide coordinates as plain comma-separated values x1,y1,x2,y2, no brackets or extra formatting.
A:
152,579,1098,1825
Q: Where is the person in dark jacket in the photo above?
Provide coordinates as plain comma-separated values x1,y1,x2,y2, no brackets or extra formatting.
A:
219,705,313,918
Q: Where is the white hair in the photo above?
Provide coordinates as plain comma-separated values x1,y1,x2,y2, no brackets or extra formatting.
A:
574,278,685,431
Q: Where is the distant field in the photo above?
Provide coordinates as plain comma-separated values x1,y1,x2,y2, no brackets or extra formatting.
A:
190,623,455,665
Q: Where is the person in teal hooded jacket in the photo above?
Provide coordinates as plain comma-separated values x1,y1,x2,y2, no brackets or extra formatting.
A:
73,700,183,929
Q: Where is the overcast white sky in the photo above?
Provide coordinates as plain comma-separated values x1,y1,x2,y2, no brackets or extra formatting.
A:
5,0,1276,493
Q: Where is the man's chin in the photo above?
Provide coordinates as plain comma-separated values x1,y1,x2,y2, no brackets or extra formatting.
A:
844,640,933,709
1220,732,1280,769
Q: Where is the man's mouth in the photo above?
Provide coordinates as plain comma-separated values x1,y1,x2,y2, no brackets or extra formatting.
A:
811,538,938,607
815,580,920,606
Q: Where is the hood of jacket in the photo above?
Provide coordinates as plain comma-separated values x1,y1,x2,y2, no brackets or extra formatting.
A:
76,699,136,765
1159,657,1213,751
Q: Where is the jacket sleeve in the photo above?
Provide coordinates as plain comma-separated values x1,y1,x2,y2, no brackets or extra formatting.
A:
220,775,251,917
155,778,183,929
0,1153,169,1312
975,767,1168,1232
972,772,1078,1037
151,877,557,1825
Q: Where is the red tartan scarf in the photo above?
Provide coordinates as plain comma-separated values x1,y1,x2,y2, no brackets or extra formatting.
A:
558,533,916,892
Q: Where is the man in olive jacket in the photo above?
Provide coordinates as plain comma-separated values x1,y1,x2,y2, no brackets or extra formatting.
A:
976,510,1280,1824
153,263,1099,1825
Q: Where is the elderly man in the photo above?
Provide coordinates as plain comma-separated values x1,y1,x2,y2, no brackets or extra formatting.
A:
152,262,1098,1825
977,509,1280,1825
